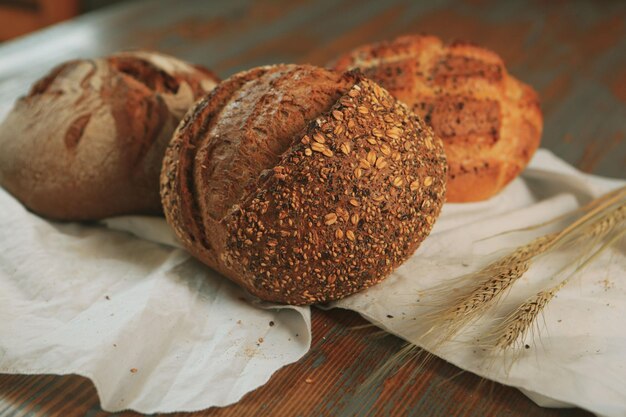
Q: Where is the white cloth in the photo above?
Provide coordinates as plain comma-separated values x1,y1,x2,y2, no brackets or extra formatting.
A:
0,195,311,413
0,149,624,416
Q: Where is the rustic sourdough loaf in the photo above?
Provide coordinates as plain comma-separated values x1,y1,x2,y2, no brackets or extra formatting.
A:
332,34,543,202
0,51,219,220
161,64,447,304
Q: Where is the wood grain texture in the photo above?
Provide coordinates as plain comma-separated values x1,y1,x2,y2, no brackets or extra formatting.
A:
0,0,623,416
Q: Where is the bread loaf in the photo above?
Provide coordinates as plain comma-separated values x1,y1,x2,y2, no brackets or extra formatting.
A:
332,35,543,202
0,51,219,220
161,64,447,305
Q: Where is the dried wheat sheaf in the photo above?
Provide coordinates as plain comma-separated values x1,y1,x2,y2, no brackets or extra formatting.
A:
367,185,626,387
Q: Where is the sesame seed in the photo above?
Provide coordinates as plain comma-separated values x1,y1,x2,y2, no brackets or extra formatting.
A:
386,127,402,139
313,133,326,144
424,137,434,150
366,151,377,165
324,213,338,225
339,97,352,107
311,141,323,151
372,83,383,97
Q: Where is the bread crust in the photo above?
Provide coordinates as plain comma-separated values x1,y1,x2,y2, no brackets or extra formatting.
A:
332,35,543,202
161,64,447,304
0,51,219,220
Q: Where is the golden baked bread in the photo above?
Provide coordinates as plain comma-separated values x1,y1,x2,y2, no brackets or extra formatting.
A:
161,64,447,305
332,34,543,202
0,51,219,220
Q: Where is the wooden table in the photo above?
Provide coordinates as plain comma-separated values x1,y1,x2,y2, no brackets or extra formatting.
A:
0,0,624,416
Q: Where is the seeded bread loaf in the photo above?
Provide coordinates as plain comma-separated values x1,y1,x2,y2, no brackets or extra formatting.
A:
332,34,542,202
0,51,220,220
161,64,447,305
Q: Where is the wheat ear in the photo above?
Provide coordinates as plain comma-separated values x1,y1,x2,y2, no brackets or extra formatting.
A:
423,188,626,346
492,224,626,351
363,187,625,391
421,233,556,346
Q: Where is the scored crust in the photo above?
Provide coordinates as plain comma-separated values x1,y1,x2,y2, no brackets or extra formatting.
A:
161,64,447,305
0,51,219,220
332,34,543,202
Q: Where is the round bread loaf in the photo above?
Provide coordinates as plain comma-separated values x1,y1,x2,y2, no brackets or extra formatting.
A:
161,64,447,305
332,34,543,202
0,51,220,220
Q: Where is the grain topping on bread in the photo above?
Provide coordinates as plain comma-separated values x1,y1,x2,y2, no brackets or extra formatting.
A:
162,64,447,304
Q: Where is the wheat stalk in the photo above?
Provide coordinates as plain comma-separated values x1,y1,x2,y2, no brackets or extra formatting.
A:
480,185,626,241
424,187,626,344
582,204,626,240
494,288,558,351
360,186,626,392
421,233,556,346
492,222,626,351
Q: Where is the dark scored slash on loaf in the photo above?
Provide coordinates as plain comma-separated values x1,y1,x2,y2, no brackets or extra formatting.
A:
162,64,447,305
332,34,543,203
